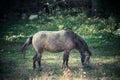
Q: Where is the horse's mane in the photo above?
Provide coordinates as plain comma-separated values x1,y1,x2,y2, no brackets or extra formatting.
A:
73,32,92,56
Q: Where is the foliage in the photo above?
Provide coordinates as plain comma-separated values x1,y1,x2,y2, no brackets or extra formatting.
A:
1,12,120,47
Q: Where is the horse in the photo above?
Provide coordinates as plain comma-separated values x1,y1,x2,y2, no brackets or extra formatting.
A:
21,30,92,70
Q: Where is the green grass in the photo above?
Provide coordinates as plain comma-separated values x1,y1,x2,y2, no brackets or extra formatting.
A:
0,13,120,80
0,45,120,80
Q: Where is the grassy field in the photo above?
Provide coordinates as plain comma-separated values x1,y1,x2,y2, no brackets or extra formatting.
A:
0,13,120,80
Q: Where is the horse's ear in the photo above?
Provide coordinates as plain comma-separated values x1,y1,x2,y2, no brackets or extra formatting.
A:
84,51,89,56
84,49,92,56
88,49,92,56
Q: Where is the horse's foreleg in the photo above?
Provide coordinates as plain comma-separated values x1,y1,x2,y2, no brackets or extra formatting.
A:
62,51,70,69
66,53,69,68
33,53,37,70
62,53,66,68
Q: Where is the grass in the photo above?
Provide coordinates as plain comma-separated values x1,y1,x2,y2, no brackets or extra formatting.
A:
0,13,120,80
0,45,120,80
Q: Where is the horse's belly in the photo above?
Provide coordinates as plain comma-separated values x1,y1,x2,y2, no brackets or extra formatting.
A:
44,44,65,52
45,48,64,53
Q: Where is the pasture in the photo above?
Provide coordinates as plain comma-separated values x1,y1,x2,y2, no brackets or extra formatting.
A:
0,14,120,80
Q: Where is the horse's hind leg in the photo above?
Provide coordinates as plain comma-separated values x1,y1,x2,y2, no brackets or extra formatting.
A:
36,50,43,71
33,53,37,70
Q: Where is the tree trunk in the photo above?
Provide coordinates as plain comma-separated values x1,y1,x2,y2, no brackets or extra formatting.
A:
91,0,97,17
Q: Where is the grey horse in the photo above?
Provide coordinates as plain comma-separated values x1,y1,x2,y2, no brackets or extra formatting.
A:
21,30,92,70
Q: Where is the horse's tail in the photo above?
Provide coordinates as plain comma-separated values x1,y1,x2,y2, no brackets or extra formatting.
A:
21,35,33,58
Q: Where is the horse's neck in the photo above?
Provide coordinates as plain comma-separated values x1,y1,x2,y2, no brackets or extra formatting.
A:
75,34,88,52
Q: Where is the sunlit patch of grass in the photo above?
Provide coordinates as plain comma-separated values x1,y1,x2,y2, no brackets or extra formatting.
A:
4,33,25,42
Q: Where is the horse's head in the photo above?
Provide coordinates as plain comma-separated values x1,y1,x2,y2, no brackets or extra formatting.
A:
81,49,92,68
82,49,92,68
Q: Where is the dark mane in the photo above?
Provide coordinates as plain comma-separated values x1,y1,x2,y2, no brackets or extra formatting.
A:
74,33,92,56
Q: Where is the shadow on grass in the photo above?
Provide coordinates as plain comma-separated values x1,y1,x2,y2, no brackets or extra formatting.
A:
83,59,120,80
101,59,120,77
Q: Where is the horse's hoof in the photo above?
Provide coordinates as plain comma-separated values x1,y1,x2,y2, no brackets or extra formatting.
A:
83,64,91,68
62,65,64,69
62,65,70,70
33,68,37,71
38,67,42,71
